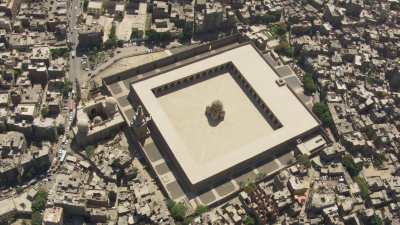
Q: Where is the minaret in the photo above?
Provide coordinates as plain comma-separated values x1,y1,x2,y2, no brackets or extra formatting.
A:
131,105,150,141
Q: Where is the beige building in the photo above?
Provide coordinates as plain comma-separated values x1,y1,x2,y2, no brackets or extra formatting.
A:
43,207,64,225
74,97,124,146
129,43,322,194
78,23,103,49
87,1,102,18
0,0,21,18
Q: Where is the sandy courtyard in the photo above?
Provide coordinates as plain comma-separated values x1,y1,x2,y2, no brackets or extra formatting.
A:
157,72,274,163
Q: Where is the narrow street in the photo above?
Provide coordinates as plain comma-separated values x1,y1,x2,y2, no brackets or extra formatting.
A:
67,0,82,88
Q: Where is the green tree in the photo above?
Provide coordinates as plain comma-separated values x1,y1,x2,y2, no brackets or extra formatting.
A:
16,186,23,194
166,200,187,221
178,24,193,44
275,38,293,57
41,106,49,117
259,13,280,24
373,153,386,167
61,79,73,97
159,32,172,42
109,24,116,40
83,0,89,11
146,29,172,44
50,48,69,58
104,23,120,49
194,205,208,217
146,29,159,42
303,73,317,95
342,155,362,177
271,23,287,37
13,69,22,81
255,172,266,182
355,176,369,199
85,145,96,158
243,181,257,193
32,189,48,212
390,1,400,11
31,212,43,225
130,28,141,40
244,216,256,225
297,154,311,168
181,216,195,225
369,214,383,225
257,10,281,24
54,79,73,97
57,123,65,135
312,103,333,128
75,78,81,102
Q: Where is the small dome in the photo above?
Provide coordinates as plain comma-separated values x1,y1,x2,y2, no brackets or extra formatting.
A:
93,116,102,124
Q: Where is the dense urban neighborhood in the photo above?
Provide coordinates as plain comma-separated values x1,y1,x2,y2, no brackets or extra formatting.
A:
0,0,400,224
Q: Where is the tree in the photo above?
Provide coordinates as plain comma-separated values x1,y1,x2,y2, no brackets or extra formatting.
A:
271,23,287,37
194,205,208,217
373,153,386,167
297,154,311,168
103,0,115,12
312,102,327,116
244,216,256,225
390,1,400,11
75,78,81,102
85,145,96,158
31,212,43,225
159,32,172,42
130,28,141,40
56,79,73,97
63,80,73,97
83,0,89,11
146,29,159,43
355,176,369,199
255,172,266,182
178,24,193,44
243,181,257,193
32,190,48,212
104,23,120,49
259,13,280,25
146,29,172,44
166,200,187,221
41,106,49,117
50,48,69,58
257,10,281,25
312,103,333,128
13,69,22,81
303,73,317,95
369,214,383,225
16,186,23,194
110,24,116,40
275,38,293,57
342,155,362,177
57,123,65,135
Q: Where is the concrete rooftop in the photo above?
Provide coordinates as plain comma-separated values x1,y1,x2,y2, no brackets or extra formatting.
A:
132,44,319,185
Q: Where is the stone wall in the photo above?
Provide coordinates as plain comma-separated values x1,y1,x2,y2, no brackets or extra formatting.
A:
102,34,242,85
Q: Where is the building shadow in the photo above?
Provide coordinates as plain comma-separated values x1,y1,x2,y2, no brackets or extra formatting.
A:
206,113,223,127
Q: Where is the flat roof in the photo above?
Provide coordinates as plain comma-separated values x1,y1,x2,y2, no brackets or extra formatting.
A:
132,44,319,185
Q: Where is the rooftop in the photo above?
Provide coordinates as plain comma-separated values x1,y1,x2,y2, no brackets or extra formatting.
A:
132,44,320,185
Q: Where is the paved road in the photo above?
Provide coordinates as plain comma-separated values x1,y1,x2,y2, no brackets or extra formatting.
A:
67,0,81,89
